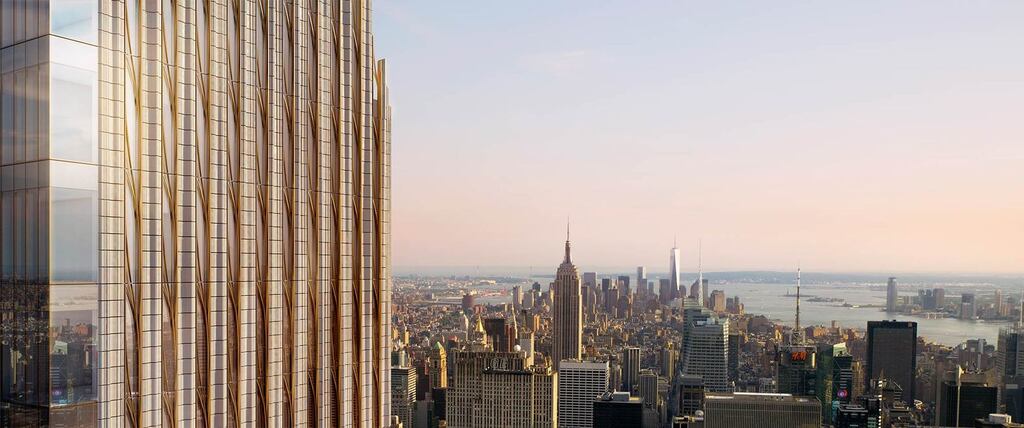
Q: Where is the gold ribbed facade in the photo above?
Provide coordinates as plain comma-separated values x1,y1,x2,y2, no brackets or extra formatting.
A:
0,0,391,426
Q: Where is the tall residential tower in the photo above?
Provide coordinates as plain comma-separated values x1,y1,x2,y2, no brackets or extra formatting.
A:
0,1,392,426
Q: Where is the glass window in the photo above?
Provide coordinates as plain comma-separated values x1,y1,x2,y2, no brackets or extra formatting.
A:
49,62,96,163
49,283,98,405
50,0,97,45
50,161,97,282
2,71,13,164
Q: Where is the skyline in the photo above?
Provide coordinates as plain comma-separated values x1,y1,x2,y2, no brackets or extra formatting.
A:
377,1,1024,273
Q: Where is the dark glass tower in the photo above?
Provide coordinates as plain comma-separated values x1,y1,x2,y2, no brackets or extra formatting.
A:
866,320,917,405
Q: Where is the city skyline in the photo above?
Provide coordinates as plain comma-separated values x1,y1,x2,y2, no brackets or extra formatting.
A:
377,1,1024,273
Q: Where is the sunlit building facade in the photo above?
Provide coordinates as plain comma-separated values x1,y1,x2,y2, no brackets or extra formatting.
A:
0,0,392,426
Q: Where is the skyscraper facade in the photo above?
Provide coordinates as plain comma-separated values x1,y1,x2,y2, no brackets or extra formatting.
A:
552,233,582,369
636,266,647,296
622,347,641,392
702,392,821,428
681,306,731,392
670,245,682,299
998,325,1024,420
557,360,609,428
886,277,898,312
0,0,391,426
866,321,917,405
392,366,417,428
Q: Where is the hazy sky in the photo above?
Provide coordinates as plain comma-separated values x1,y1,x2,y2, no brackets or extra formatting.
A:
376,1,1024,274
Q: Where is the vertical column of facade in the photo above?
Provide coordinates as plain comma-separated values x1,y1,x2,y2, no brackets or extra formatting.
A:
338,1,356,424
206,0,231,424
315,0,336,425
353,0,373,424
249,0,273,424
99,0,127,425
265,0,288,423
237,0,260,424
192,0,212,424
375,57,392,427
290,0,311,424
138,0,166,424
175,0,199,424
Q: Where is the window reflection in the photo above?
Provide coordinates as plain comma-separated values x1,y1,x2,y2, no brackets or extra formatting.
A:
49,284,97,405
49,63,96,163
50,0,97,45
50,186,97,283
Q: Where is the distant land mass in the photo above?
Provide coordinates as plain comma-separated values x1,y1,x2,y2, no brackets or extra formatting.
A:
395,266,1023,287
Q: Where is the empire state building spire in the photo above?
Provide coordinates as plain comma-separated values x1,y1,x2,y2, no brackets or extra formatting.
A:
564,218,572,264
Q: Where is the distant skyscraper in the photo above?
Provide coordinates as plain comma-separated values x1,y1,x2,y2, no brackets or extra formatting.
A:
662,343,679,382
513,285,523,309
0,1,393,425
558,360,610,428
622,347,642,392
392,366,418,428
659,279,673,304
886,277,899,312
961,293,978,319
431,343,449,389
998,323,1024,421
710,290,727,313
618,275,632,296
866,321,917,405
583,272,598,289
637,266,648,296
552,227,583,369
682,306,731,392
670,243,683,299
639,370,660,408
728,333,741,384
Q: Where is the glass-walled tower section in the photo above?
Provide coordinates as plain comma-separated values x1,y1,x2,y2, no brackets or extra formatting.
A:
1,0,100,426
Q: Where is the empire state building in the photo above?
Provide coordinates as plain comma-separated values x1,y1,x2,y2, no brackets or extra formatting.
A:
551,228,583,369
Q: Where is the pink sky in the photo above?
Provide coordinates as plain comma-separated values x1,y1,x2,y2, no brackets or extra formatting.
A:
378,1,1024,273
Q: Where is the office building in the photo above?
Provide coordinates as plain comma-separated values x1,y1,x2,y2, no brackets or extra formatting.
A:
728,333,741,384
392,366,418,428
513,285,523,309
593,392,644,428
639,369,659,408
557,360,609,428
660,279,673,304
0,1,391,426
886,277,898,312
777,344,817,397
463,292,477,312
662,344,679,382
702,392,820,428
962,293,978,319
670,244,682,300
618,275,631,296
678,375,705,416
816,343,855,425
938,367,999,427
682,306,731,392
431,343,449,389
637,266,647,297
552,229,583,369
622,347,641,392
707,290,723,313
866,321,917,405
448,350,555,428
999,324,1024,421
